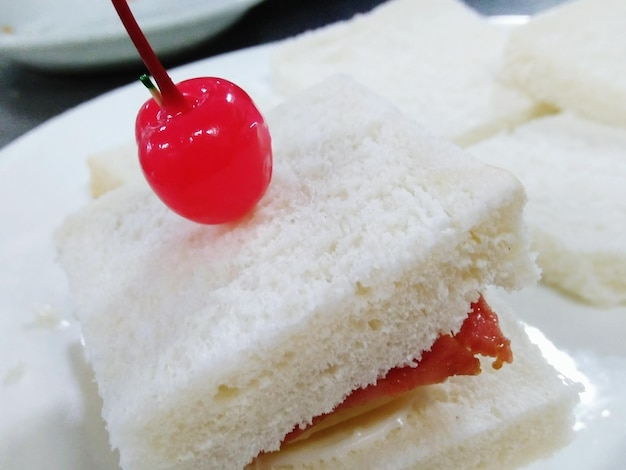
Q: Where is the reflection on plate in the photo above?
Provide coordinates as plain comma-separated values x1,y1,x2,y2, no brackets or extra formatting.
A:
0,0,264,71
0,42,625,470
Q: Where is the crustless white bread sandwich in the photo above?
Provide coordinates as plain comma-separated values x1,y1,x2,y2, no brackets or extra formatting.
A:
501,0,626,128
55,77,578,469
469,112,626,306
270,0,549,146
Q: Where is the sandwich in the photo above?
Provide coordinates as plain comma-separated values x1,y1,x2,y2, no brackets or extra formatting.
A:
469,112,626,306
501,0,626,128
55,77,578,469
270,0,549,146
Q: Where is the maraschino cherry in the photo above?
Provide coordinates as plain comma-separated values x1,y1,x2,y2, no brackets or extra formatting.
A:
111,0,272,224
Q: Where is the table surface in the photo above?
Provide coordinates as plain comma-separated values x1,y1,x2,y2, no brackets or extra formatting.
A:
0,0,564,151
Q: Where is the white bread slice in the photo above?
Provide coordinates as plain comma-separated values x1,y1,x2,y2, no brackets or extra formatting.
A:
251,295,578,470
270,0,548,146
468,113,626,306
56,76,540,469
501,0,626,128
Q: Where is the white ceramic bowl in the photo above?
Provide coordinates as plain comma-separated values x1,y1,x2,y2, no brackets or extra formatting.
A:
0,0,264,71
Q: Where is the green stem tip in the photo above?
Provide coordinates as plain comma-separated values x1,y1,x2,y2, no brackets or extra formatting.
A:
140,74,163,106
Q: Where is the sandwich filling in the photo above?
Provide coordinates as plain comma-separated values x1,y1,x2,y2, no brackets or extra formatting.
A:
263,294,512,458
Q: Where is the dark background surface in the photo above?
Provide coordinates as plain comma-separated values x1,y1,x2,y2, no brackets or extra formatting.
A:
0,0,565,150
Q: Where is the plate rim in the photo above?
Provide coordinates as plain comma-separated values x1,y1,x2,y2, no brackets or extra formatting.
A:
0,0,265,69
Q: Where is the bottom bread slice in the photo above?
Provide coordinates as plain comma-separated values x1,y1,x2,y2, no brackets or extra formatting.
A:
251,294,579,470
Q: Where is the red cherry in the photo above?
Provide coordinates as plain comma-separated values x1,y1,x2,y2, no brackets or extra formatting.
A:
136,78,272,224
111,0,272,224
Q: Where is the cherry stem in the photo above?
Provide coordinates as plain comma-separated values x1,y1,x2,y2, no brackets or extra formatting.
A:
111,0,188,111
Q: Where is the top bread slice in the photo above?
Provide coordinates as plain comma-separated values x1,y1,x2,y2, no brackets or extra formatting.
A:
55,76,538,470
468,112,626,306
501,0,626,127
270,0,546,146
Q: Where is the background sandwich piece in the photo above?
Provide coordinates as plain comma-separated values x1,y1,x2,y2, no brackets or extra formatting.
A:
501,0,626,128
88,0,547,196
56,77,541,469
468,113,626,307
87,143,140,198
270,0,550,147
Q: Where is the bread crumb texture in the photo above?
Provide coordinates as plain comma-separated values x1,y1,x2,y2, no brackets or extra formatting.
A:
56,77,537,469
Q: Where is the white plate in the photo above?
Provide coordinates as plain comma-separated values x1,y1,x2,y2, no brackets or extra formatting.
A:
0,44,625,470
0,0,264,71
